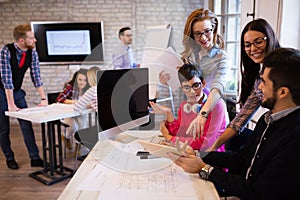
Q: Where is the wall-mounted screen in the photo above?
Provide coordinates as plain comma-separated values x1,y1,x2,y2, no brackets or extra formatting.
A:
31,21,104,65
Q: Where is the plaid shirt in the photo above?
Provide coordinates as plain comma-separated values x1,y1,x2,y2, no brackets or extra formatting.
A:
56,84,80,103
0,43,42,90
228,78,263,132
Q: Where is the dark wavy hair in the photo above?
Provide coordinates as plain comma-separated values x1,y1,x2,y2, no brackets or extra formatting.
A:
239,18,280,105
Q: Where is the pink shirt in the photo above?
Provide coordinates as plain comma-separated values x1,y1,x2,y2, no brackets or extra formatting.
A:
165,99,227,151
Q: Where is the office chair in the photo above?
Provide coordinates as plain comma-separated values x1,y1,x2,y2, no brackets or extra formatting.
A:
224,97,253,152
47,92,70,159
139,113,155,130
74,125,98,170
47,92,61,105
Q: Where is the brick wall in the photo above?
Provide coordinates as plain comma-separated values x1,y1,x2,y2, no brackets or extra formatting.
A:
0,0,204,123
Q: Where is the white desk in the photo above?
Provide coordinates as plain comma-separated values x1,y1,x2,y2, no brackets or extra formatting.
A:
5,103,93,185
58,131,220,200
5,103,92,123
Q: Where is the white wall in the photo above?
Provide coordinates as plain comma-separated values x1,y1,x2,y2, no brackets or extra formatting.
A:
241,0,300,49
279,0,300,49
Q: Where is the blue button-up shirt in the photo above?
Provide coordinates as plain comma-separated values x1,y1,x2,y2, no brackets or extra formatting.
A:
112,44,136,69
193,46,231,96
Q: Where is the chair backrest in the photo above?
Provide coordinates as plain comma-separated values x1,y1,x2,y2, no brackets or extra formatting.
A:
139,112,155,130
77,126,98,150
47,92,61,104
225,97,237,121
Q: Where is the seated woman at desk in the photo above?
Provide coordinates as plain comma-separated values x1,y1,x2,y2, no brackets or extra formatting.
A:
150,64,227,151
56,69,89,104
56,68,89,150
72,66,100,157
73,66,100,112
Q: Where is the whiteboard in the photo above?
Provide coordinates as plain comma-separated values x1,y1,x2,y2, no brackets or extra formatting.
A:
144,24,171,48
141,24,182,99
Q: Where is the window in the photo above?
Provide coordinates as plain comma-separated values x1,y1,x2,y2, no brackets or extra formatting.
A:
209,0,241,97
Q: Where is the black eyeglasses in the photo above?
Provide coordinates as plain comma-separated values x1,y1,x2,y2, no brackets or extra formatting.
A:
182,82,202,92
193,29,213,38
244,37,267,51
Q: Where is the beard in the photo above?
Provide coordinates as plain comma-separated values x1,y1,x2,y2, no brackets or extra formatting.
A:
261,95,276,110
24,42,35,49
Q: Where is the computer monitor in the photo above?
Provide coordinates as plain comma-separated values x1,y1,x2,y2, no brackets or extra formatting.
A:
97,68,149,139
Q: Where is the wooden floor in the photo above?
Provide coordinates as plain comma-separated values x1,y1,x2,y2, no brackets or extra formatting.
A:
0,124,80,200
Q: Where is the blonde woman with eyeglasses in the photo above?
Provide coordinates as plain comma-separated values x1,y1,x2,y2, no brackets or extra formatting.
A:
165,8,231,139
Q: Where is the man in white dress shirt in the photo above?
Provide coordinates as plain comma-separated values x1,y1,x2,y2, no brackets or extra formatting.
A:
112,27,137,69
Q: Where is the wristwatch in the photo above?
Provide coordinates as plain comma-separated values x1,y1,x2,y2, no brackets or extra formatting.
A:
199,164,211,180
200,111,208,118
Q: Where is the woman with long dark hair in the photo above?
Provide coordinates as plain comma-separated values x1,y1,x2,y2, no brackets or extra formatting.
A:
209,18,281,151
56,68,89,150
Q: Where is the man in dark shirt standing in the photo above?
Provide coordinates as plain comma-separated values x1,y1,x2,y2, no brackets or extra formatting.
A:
0,24,46,169
173,48,300,199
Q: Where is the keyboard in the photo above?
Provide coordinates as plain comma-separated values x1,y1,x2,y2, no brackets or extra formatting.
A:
149,136,166,144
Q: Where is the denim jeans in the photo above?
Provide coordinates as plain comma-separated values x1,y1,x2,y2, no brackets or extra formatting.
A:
0,89,40,161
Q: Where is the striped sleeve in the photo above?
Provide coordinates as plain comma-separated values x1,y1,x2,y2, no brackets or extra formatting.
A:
73,86,97,111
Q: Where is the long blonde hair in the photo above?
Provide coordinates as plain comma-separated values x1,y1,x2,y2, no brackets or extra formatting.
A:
87,66,100,86
181,8,224,61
